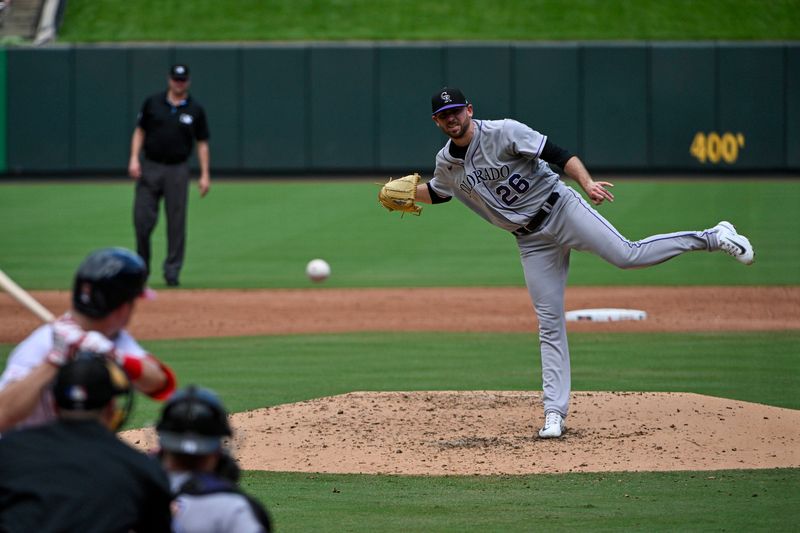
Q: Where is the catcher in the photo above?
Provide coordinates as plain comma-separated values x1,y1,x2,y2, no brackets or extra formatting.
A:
377,86,754,439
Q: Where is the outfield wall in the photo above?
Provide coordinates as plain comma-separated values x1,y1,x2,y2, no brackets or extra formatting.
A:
2,42,798,175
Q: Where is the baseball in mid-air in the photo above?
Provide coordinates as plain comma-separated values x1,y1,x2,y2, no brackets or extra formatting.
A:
305,259,331,282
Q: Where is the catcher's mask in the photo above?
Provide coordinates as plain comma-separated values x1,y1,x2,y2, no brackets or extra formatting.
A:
156,385,232,455
52,354,134,432
72,247,149,319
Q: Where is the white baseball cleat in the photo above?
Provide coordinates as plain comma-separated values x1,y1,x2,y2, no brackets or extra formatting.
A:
714,221,754,265
538,411,566,438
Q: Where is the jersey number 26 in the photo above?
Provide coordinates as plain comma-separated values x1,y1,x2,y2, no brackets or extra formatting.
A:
495,174,529,205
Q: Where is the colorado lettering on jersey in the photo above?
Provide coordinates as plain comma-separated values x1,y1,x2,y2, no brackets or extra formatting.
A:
459,164,511,194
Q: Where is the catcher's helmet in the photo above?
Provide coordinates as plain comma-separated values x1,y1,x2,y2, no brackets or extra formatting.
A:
156,385,232,455
72,247,147,318
52,354,134,431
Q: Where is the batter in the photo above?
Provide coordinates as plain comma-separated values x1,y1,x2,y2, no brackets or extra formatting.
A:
413,87,755,438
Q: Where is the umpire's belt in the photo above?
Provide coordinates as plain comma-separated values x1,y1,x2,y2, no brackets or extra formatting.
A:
512,191,560,237
145,156,187,165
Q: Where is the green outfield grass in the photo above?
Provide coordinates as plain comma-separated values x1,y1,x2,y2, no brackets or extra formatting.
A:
1,180,798,289
58,0,800,42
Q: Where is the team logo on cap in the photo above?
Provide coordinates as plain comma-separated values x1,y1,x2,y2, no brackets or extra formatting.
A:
79,282,92,304
174,66,187,76
67,385,88,403
440,91,452,103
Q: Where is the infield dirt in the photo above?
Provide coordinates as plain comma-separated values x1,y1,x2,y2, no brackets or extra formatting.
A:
3,286,799,474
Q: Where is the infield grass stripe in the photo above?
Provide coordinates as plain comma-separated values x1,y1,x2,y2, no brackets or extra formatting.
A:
4,330,794,428
58,0,800,41
1,180,799,288
243,469,800,533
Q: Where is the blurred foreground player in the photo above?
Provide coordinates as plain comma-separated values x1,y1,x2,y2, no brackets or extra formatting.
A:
0,247,175,433
0,356,173,533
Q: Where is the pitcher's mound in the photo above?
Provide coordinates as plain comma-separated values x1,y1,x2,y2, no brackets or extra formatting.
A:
122,391,800,475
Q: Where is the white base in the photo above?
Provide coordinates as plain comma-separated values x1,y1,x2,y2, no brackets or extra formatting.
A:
565,308,647,322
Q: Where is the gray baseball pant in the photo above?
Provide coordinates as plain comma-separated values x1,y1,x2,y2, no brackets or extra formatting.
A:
133,159,190,281
516,184,719,419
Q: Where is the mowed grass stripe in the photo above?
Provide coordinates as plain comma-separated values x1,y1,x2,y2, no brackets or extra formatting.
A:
4,330,794,428
1,180,798,288
241,469,800,533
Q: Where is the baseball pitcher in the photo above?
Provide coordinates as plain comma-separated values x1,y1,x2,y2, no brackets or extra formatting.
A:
378,87,755,438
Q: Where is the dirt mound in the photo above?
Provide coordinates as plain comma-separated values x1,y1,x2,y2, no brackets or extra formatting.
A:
121,390,800,475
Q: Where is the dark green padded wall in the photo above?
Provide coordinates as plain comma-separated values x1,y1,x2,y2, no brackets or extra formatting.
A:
785,44,799,169
377,44,444,172
718,44,784,169
7,48,73,172
129,47,173,125
309,46,375,170
650,44,715,169
177,46,241,171
513,44,580,155
241,46,307,171
582,44,648,168
3,43,796,174
73,48,130,170
444,44,512,121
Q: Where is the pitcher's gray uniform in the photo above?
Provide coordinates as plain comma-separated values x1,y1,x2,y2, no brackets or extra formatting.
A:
422,87,755,437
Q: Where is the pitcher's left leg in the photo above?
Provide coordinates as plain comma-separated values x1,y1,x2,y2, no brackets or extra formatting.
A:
517,235,571,437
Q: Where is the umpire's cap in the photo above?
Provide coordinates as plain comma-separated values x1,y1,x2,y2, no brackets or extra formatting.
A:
72,247,148,318
52,354,133,430
156,385,232,455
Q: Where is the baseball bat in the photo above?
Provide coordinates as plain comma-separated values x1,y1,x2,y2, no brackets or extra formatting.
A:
0,269,56,323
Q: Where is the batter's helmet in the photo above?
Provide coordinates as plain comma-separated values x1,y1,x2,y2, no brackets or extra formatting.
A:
72,247,147,318
156,385,232,455
52,354,134,431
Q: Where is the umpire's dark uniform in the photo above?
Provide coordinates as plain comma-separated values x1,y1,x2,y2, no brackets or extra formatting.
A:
132,66,209,286
0,419,173,533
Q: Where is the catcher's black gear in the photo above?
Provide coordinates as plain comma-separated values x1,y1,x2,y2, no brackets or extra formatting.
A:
156,385,232,455
215,451,241,483
72,247,148,318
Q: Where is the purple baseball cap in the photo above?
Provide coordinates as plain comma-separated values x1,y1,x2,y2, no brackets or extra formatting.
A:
431,87,468,115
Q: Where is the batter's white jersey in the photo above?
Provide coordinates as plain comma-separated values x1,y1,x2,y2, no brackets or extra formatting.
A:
0,324,147,432
428,119,561,232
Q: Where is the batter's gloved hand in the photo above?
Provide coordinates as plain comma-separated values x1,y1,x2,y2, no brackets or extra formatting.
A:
48,315,115,366
378,173,422,215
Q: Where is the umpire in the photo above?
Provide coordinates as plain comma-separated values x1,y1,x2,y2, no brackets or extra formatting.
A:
0,356,173,532
128,63,211,287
